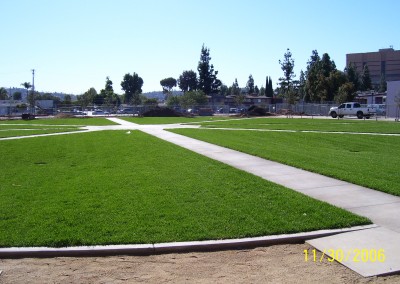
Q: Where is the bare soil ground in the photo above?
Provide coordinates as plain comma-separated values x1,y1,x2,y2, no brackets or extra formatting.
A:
1,243,399,283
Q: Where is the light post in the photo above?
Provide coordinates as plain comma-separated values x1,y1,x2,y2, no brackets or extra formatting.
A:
371,91,375,105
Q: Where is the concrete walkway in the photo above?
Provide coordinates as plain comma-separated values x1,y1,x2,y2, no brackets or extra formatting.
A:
1,117,399,277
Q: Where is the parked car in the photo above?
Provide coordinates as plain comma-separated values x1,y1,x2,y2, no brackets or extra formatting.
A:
92,109,105,115
329,102,376,119
118,108,135,114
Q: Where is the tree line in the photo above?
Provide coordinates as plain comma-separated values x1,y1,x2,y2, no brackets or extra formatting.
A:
161,45,275,108
161,45,382,108
3,45,384,108
277,49,385,105
78,44,277,109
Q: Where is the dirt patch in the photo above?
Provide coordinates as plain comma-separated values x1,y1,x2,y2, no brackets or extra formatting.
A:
1,244,398,283
54,113,76,119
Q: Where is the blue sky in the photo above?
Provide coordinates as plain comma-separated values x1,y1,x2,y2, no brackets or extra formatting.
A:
1,0,399,94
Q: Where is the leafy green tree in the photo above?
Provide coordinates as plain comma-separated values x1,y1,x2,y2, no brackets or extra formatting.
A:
305,51,339,102
304,50,321,102
360,64,372,91
142,97,158,106
233,92,245,106
166,95,180,107
219,84,229,96
197,45,221,95
103,76,114,95
298,70,306,101
230,79,240,96
13,91,22,100
178,70,197,93
131,91,142,105
63,94,72,105
180,90,207,109
278,49,298,104
160,77,177,95
379,73,387,92
39,93,54,100
320,53,338,101
321,53,336,77
93,91,105,105
246,74,255,94
0,87,8,100
101,77,119,108
327,70,348,101
259,86,266,96
254,85,259,95
336,82,356,103
345,63,360,91
78,88,97,108
28,92,37,109
121,72,144,104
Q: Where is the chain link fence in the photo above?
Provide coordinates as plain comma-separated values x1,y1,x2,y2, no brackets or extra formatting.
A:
1,102,399,120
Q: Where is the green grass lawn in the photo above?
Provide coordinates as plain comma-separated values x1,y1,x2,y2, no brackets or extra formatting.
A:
0,117,115,138
170,128,400,196
0,117,116,126
0,129,82,138
198,117,400,134
121,116,233,125
0,124,83,138
0,130,369,247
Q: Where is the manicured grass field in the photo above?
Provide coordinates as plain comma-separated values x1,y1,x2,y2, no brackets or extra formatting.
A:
197,117,400,134
0,130,369,247
0,128,82,138
121,116,232,125
0,117,116,126
170,127,400,196
0,117,115,138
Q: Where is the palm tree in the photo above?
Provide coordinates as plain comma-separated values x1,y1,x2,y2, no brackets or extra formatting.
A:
0,87,8,100
21,82,34,111
21,82,32,99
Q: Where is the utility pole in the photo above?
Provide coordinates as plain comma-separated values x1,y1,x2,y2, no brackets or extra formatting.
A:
31,69,35,114
9,87,12,117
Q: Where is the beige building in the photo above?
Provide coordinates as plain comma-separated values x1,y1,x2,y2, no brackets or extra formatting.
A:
386,81,400,118
346,48,400,86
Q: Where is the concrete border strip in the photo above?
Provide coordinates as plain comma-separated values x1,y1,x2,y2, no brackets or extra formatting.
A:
0,225,377,258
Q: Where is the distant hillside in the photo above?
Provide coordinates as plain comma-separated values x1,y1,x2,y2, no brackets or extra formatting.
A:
2,87,77,101
3,87,182,102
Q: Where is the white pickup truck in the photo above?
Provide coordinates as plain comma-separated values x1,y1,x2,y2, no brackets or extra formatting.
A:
329,102,376,119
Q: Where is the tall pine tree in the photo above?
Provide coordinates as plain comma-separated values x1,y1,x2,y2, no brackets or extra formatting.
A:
265,76,273,97
246,75,255,94
360,64,372,91
278,49,297,105
197,44,221,96
345,63,360,91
